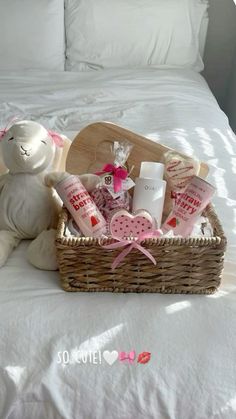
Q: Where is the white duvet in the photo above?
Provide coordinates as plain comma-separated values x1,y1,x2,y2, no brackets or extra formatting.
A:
0,69,236,419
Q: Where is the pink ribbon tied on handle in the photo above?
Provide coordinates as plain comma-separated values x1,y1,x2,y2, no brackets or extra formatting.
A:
96,163,128,193
119,350,136,364
102,230,162,270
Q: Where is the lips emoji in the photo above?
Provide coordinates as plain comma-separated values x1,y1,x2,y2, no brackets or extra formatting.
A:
137,352,151,364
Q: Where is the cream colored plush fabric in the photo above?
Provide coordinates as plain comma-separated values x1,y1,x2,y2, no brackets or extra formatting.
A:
0,120,96,270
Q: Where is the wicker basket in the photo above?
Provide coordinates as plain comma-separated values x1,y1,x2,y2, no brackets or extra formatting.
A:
56,204,227,294
56,123,227,294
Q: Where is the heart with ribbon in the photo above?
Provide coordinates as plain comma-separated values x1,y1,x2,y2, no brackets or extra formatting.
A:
102,230,162,270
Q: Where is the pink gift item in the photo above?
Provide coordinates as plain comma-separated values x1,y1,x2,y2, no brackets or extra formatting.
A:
90,186,131,229
162,176,215,237
55,174,106,238
90,139,134,232
110,209,156,239
163,151,200,218
102,229,162,270
164,151,200,191
96,163,128,193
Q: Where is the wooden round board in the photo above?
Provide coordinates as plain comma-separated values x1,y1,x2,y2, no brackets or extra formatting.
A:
66,122,209,180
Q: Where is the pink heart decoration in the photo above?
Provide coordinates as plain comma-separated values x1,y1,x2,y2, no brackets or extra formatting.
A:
110,209,156,239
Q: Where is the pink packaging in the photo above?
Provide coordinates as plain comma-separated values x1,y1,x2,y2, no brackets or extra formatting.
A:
55,175,106,237
161,176,215,237
90,185,131,224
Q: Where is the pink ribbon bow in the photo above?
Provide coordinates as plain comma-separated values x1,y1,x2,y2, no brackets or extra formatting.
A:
96,163,128,193
102,230,162,270
119,350,136,364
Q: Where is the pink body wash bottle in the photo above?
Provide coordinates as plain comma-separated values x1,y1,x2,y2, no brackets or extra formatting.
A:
55,174,106,237
161,176,215,237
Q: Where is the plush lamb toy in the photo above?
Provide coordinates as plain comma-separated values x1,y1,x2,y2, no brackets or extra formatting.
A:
0,120,99,270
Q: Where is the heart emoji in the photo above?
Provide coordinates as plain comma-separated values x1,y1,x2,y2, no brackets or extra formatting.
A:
103,350,119,365
110,209,156,239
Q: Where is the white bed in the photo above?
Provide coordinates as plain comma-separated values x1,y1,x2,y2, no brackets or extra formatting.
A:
0,68,236,419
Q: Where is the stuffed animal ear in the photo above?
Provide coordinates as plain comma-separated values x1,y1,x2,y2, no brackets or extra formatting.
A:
0,116,20,140
0,128,72,175
48,130,64,148
50,134,71,172
0,151,8,175
0,130,8,174
0,129,7,140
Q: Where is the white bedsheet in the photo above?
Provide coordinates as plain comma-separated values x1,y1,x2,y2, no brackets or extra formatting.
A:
0,69,236,419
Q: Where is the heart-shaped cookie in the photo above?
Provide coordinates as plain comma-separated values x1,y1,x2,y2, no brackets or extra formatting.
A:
110,209,155,239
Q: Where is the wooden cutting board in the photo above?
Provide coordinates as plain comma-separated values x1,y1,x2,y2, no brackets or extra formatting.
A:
66,122,209,179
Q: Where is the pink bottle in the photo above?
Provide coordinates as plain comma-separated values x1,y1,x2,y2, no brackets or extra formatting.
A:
55,174,106,237
161,176,215,237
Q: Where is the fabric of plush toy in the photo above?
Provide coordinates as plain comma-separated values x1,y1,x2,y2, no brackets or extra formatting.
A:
0,120,99,270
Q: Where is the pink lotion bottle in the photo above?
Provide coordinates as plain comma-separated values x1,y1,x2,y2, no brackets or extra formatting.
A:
55,174,106,237
161,176,215,237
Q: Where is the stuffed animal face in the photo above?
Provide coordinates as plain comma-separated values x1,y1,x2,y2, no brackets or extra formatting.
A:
0,120,57,174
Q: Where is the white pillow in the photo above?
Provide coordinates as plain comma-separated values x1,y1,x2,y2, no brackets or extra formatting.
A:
65,0,208,72
0,0,65,71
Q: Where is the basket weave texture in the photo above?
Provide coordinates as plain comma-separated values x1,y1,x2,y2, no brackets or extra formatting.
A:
56,204,226,294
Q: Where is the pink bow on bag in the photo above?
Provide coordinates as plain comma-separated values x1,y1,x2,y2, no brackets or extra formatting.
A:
102,230,162,270
119,350,136,364
96,163,128,193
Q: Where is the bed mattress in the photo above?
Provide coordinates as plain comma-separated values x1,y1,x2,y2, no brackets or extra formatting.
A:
0,69,235,419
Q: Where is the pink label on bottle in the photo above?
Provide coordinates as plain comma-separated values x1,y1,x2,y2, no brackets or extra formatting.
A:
56,175,106,237
162,176,215,237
